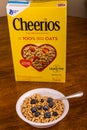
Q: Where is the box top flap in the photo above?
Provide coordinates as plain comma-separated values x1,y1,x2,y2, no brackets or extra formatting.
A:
7,0,67,7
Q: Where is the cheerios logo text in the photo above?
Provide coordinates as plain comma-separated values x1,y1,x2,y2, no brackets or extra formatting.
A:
13,18,60,31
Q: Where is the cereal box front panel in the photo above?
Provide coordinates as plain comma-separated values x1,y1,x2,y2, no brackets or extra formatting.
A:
7,0,67,82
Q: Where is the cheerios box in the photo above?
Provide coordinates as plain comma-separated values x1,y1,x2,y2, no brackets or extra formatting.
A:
6,0,67,82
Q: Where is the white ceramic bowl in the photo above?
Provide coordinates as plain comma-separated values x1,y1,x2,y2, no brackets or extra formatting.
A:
16,88,69,128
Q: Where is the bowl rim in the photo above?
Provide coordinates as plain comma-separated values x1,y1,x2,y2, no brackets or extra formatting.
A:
16,88,69,126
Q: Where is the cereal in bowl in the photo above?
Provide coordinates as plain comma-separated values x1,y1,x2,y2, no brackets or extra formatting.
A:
21,94,64,123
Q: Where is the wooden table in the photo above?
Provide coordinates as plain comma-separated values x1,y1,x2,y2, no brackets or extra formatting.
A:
0,16,87,130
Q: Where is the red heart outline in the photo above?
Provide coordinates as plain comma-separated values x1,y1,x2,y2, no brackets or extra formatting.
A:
21,44,57,71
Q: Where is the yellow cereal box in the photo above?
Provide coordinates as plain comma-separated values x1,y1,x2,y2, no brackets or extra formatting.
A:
6,0,67,82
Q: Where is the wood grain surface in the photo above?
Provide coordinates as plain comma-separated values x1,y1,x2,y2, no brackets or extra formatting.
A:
0,16,87,130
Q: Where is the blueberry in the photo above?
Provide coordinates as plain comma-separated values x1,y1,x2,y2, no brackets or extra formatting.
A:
52,111,58,116
37,105,42,110
47,97,53,103
31,107,37,113
30,99,37,104
41,99,44,103
43,106,49,111
44,112,51,118
35,111,40,117
49,101,54,108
